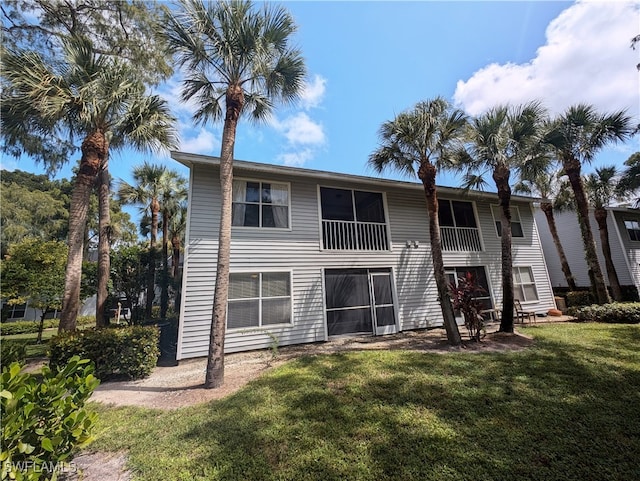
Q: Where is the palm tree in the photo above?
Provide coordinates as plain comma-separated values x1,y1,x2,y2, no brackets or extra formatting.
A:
544,105,635,304
165,0,305,388
1,36,178,331
585,166,623,301
616,152,640,206
119,162,168,318
515,168,578,290
459,102,546,333
158,171,188,318
369,98,466,346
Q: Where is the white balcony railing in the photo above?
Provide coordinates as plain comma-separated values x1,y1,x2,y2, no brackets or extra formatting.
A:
440,226,482,252
322,220,389,251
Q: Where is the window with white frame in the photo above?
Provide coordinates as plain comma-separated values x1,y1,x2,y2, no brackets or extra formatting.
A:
227,272,292,329
491,205,524,238
513,266,538,302
232,180,290,228
624,219,640,242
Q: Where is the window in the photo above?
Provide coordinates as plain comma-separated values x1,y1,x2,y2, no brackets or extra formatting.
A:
232,180,289,228
2,302,27,320
491,205,524,238
227,272,292,329
513,266,538,302
445,266,493,311
320,187,389,250
624,219,640,242
439,200,477,228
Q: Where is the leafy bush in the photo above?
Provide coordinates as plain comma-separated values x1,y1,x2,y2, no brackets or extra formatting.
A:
0,316,95,336
0,340,28,364
1,357,99,481
49,326,160,381
565,291,594,308
569,302,640,324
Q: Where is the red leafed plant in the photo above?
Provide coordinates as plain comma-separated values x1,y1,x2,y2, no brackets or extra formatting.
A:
449,271,487,342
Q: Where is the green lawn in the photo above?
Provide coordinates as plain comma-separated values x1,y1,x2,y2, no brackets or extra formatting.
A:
90,323,640,481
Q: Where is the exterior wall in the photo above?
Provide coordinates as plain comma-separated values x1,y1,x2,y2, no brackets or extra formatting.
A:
611,210,640,291
178,160,556,359
534,208,636,289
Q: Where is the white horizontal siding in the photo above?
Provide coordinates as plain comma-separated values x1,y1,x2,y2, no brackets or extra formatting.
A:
178,163,556,359
535,208,635,289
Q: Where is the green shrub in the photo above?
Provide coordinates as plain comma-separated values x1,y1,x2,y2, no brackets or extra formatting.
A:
0,316,95,336
49,326,160,381
565,291,594,308
1,357,99,481
569,302,640,324
1,340,28,364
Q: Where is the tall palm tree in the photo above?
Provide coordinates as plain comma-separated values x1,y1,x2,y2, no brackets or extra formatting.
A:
159,171,188,318
459,102,546,333
165,0,305,388
1,36,178,331
369,98,466,346
119,162,168,318
515,168,578,290
585,166,623,301
544,105,635,304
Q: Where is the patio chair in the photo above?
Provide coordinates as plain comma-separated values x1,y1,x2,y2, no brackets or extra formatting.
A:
514,299,536,324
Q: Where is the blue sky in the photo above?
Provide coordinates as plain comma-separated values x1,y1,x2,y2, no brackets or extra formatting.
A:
3,1,639,204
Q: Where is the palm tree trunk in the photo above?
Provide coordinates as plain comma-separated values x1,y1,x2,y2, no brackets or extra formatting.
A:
205,85,244,389
160,210,169,318
96,158,111,328
59,130,107,332
146,200,160,318
540,202,577,290
594,207,622,301
563,159,610,304
494,166,514,333
418,162,461,346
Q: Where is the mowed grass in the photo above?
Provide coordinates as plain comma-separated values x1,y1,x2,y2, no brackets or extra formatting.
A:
90,323,640,481
1,328,57,358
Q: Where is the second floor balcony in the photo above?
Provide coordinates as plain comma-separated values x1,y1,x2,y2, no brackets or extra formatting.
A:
440,226,482,252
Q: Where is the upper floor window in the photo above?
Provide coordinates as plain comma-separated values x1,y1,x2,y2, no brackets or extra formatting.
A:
320,187,389,250
232,180,289,228
624,219,640,242
438,200,482,252
491,205,524,238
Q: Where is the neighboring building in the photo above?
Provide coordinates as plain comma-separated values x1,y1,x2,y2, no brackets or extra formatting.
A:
173,152,556,359
535,206,640,297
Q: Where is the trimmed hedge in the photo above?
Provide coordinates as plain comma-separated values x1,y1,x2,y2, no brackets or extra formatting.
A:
569,302,640,324
565,291,594,308
0,316,96,336
49,326,160,381
1,357,99,480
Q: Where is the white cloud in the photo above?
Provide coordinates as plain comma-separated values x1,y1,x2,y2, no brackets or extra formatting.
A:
300,74,327,110
179,128,220,155
278,149,315,167
274,112,326,146
454,1,640,117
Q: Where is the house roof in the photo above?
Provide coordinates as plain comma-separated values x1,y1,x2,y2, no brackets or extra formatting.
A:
171,151,540,203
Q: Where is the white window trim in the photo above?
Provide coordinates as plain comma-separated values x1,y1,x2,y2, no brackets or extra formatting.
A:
231,177,292,231
623,218,640,243
226,269,294,331
491,205,525,239
317,185,392,252
512,265,539,304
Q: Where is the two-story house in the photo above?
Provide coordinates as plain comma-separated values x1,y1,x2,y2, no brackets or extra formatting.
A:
173,152,556,359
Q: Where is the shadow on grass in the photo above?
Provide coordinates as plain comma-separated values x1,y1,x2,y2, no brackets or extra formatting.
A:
93,324,640,481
